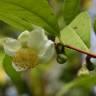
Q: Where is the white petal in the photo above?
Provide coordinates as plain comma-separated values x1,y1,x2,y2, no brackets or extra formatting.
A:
28,27,48,51
12,62,27,71
18,30,30,46
3,38,21,56
38,40,56,64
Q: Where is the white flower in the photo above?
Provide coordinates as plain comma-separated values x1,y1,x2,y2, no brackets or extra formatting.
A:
3,26,56,71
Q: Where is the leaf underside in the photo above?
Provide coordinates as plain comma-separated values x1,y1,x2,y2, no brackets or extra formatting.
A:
60,12,91,54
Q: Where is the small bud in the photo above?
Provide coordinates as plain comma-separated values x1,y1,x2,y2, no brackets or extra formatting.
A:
86,62,94,71
86,56,94,71
57,54,67,64
77,64,89,76
55,43,65,54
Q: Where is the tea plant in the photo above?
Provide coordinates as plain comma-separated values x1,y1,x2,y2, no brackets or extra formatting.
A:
0,0,96,96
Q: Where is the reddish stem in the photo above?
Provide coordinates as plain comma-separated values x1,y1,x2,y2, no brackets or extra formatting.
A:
64,45,96,58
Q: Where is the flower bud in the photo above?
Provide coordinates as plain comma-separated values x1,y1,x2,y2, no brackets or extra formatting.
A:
57,54,67,64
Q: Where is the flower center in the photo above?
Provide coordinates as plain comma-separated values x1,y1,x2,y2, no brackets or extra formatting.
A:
13,48,38,70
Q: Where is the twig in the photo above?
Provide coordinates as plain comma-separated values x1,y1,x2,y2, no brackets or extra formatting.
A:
64,45,96,58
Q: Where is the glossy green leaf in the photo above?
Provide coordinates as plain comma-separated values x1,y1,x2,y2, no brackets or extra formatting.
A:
0,0,59,35
69,11,91,47
63,0,81,25
60,12,91,53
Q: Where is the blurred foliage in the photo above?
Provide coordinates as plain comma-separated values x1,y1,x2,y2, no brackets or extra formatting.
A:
3,55,32,95
94,18,96,33
57,73,96,96
0,21,19,38
81,0,92,10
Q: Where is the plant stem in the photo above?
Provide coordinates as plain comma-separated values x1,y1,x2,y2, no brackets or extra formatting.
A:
64,45,96,58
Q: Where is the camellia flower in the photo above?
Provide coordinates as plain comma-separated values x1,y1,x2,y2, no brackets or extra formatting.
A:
3,26,56,71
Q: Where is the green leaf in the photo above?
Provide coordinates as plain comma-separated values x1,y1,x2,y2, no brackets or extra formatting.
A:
3,55,30,94
63,0,81,25
60,12,91,53
0,0,59,35
69,11,91,48
60,26,89,52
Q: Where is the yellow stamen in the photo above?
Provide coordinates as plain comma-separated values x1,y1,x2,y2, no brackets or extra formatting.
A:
13,48,38,70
